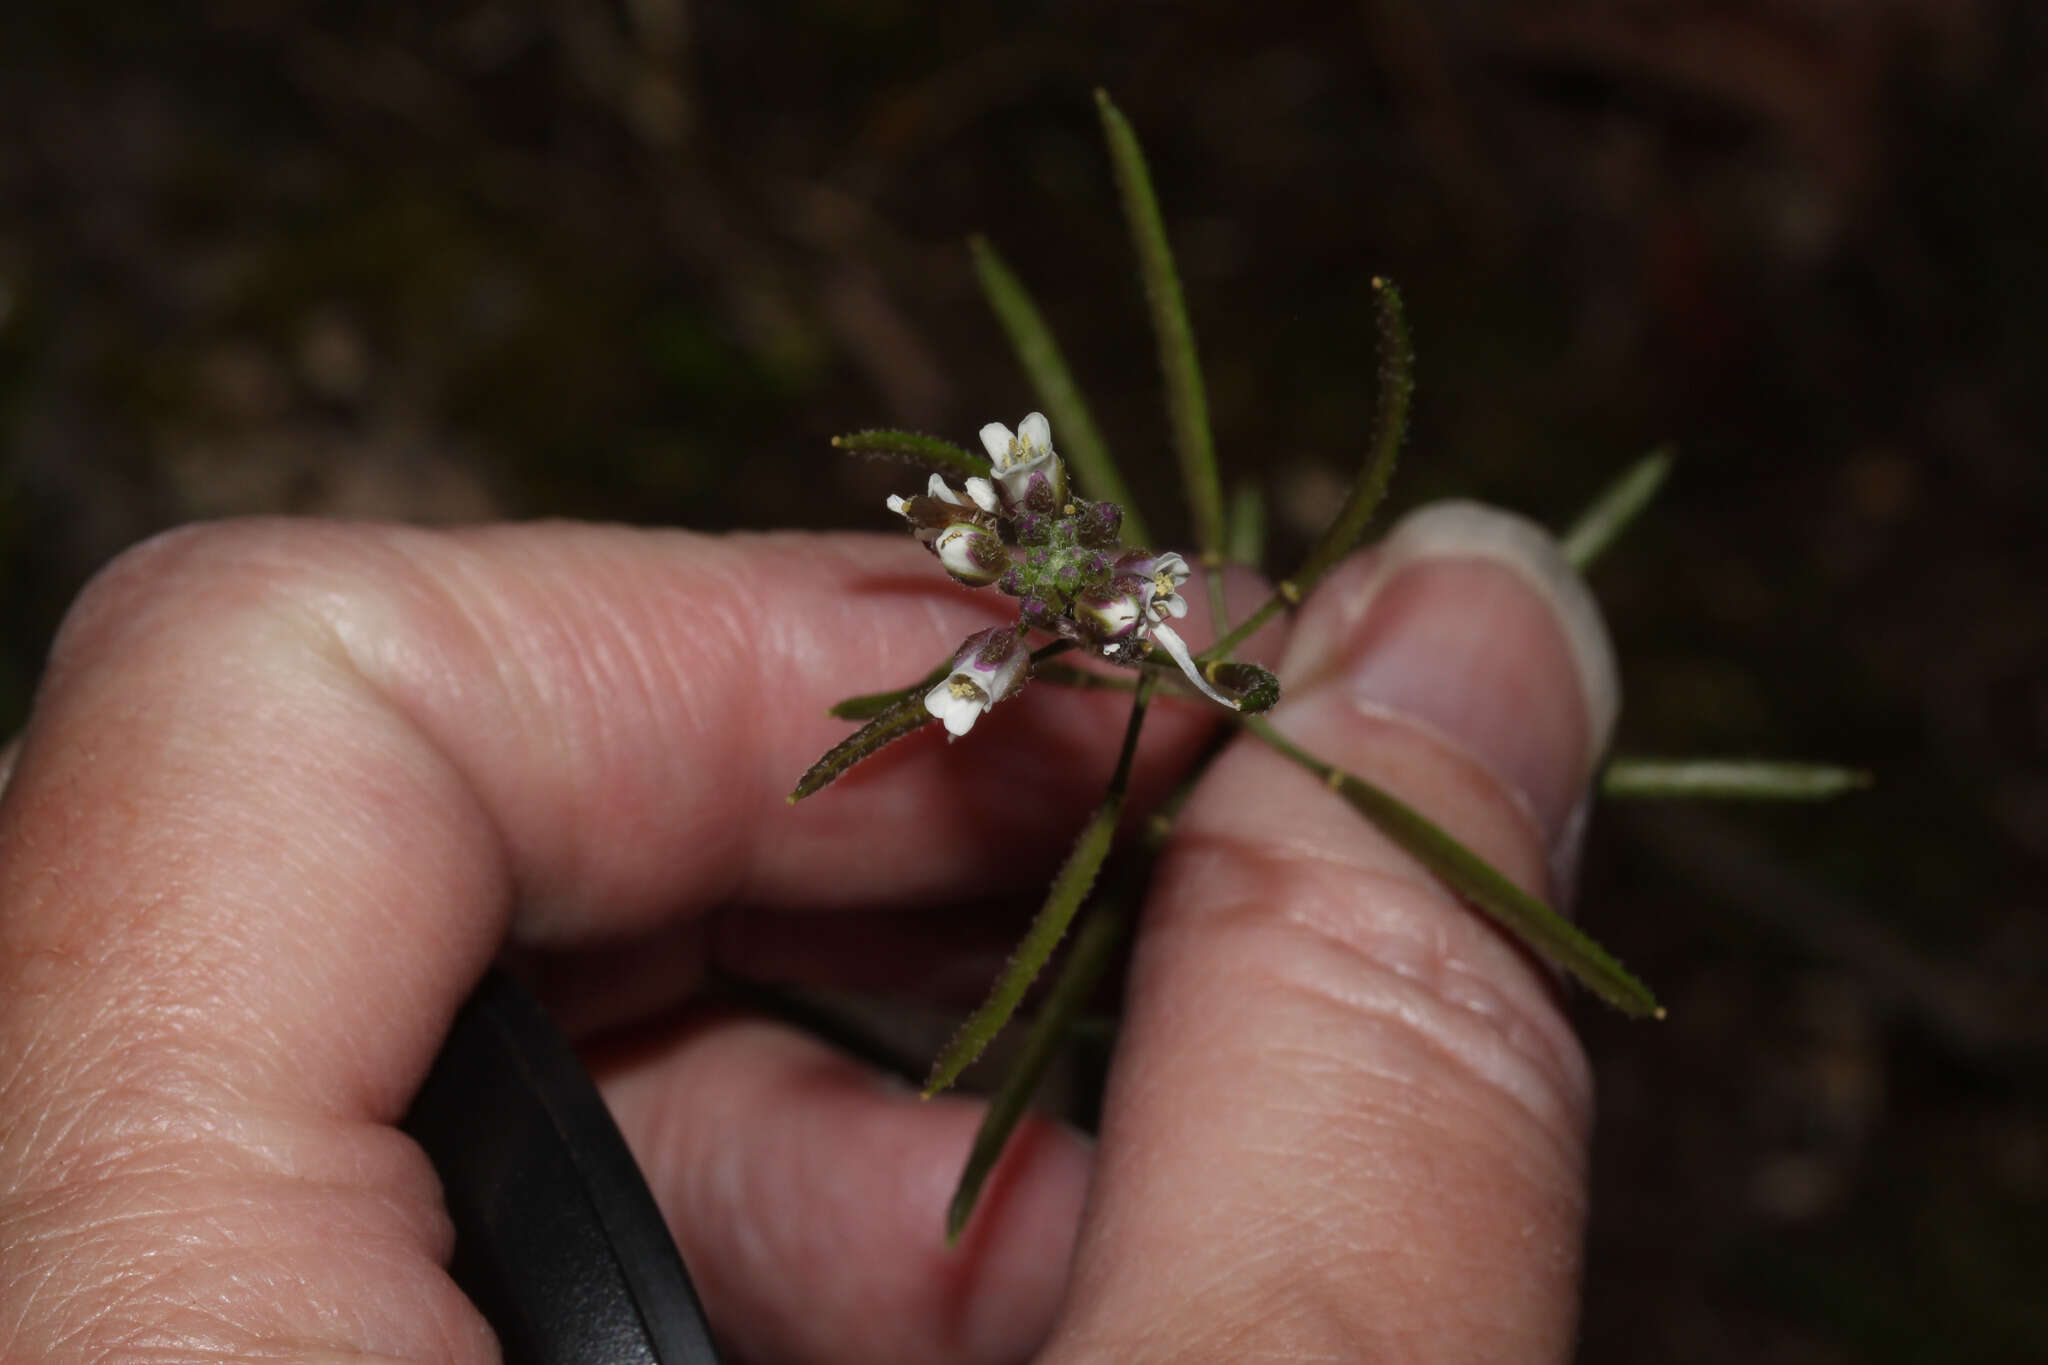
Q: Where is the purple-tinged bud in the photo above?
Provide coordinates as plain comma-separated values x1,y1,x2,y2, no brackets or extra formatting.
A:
1021,469,1062,515
1074,499,1123,548
996,567,1026,597
1073,576,1145,646
1019,594,1064,633
932,523,1009,587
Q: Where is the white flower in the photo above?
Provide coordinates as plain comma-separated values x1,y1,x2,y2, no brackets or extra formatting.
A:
1120,550,1192,626
1110,550,1234,708
924,627,1030,738
978,411,1068,511
963,477,1000,513
888,473,1000,543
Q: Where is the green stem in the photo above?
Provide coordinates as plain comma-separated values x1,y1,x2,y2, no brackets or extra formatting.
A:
923,672,1161,1096
1225,479,1267,568
942,717,1235,1241
944,894,1134,1244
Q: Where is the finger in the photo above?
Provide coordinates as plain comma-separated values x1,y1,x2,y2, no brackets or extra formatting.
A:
593,1015,1090,1365
1046,502,1620,1362
515,898,1044,1042
0,520,1243,1363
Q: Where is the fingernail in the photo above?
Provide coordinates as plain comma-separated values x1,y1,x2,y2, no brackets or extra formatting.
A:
1280,502,1619,880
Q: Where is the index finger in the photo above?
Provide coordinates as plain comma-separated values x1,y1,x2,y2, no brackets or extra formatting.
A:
2,520,1232,1114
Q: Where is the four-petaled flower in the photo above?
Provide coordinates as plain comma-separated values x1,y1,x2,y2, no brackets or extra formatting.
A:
979,412,1068,512
925,626,1031,737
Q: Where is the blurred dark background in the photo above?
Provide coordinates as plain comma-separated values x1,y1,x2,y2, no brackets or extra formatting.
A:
2,2,2043,1360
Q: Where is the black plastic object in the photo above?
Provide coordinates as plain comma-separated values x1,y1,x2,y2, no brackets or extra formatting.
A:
404,969,724,1365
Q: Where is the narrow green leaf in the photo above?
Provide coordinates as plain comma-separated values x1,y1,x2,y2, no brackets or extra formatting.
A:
924,673,1158,1096
1244,717,1663,1018
788,693,936,802
946,896,1132,1244
1095,91,1226,578
832,429,991,482
969,235,1153,548
829,659,952,720
1603,757,1872,801
1561,445,1676,572
1289,277,1413,592
1225,479,1266,567
944,714,1220,1238
1207,278,1413,660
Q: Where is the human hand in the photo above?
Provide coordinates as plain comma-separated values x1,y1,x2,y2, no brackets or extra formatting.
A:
0,506,1612,1363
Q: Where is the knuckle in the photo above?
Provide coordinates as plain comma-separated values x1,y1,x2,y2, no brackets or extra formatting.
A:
43,519,393,691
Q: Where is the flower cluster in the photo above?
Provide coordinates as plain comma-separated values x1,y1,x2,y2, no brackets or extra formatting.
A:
890,412,1236,737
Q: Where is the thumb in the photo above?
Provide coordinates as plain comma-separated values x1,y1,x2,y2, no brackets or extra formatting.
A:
1048,502,1621,1363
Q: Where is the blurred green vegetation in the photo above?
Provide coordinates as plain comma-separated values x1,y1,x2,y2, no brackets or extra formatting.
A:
1,3,2043,1359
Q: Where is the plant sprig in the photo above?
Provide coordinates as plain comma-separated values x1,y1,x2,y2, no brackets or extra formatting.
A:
791,92,1865,1239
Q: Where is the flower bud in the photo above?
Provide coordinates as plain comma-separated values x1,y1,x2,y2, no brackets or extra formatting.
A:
932,522,1009,587
1073,576,1145,646
889,488,997,546
1074,498,1124,548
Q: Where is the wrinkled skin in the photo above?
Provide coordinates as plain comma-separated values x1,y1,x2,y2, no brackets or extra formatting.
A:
0,516,1599,1364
